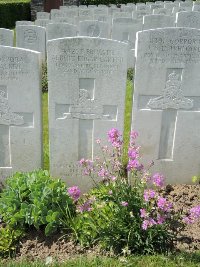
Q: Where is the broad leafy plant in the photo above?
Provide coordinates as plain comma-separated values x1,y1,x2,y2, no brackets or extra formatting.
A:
0,170,76,236
0,226,23,258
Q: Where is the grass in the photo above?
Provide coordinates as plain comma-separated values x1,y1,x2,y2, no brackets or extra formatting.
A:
42,78,134,170
1,252,200,267
42,92,49,170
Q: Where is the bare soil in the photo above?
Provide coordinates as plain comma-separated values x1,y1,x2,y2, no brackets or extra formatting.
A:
0,184,200,262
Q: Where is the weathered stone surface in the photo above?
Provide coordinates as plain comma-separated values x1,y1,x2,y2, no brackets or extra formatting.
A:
47,23,77,41
0,46,42,181
132,28,200,184
16,21,34,26
0,29,14,46
37,12,50,19
79,20,110,38
16,25,46,62
112,18,142,49
143,15,175,30
153,8,172,16
47,37,128,190
35,19,51,28
176,11,200,29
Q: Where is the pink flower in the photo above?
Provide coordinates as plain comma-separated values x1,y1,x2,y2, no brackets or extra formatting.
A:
111,176,117,181
130,130,138,140
127,159,143,171
121,201,128,207
109,190,113,195
157,197,172,212
183,205,200,224
78,199,93,213
152,173,165,187
157,214,166,224
143,189,156,202
140,208,147,218
107,128,123,148
79,158,86,166
142,218,157,230
128,148,139,160
96,139,101,144
67,186,81,201
98,168,109,178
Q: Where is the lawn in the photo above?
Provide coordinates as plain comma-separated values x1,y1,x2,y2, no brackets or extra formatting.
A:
1,253,200,267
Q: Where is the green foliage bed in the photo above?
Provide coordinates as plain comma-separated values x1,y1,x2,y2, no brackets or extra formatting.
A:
0,0,31,28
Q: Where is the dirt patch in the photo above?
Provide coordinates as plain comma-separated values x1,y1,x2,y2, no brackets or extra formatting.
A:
1,184,200,262
164,184,200,252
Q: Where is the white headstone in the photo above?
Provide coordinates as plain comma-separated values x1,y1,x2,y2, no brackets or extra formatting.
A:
0,46,42,181
150,3,164,11
112,18,143,49
193,5,200,12
79,20,110,38
0,29,14,46
16,25,46,62
16,21,34,26
134,10,151,20
153,8,172,16
113,12,132,19
132,27,200,184
94,7,108,15
143,15,175,30
79,8,94,17
176,11,200,29
179,2,193,8
47,37,128,190
172,6,192,16
35,19,51,28
50,9,64,20
47,23,77,41
37,12,50,19
136,5,150,11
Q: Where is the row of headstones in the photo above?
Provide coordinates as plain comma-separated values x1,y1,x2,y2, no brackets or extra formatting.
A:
1,27,200,190
1,10,200,68
35,0,199,25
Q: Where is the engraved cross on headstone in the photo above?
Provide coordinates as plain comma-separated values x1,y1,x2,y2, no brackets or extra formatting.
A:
55,78,117,160
0,86,33,167
139,69,200,160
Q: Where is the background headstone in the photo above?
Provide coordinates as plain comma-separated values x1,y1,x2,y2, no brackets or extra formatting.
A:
0,29,14,46
143,15,175,30
37,11,50,19
112,18,142,49
79,21,110,38
35,19,51,28
16,21,34,26
16,25,46,62
47,23,77,41
176,11,200,29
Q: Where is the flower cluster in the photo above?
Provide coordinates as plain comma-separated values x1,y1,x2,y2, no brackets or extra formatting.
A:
183,205,200,224
107,128,123,148
77,198,95,213
79,158,94,176
127,131,143,172
141,189,173,230
68,186,81,201
151,173,165,188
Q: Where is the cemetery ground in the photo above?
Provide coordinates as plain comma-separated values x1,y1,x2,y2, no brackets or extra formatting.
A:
0,74,200,266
